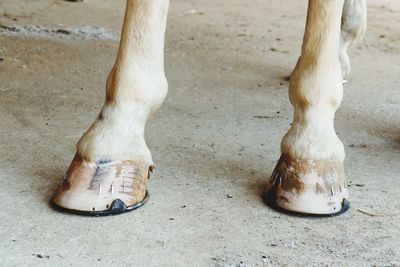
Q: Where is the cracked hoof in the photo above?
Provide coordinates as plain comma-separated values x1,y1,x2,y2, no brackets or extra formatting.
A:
265,154,349,215
52,154,153,216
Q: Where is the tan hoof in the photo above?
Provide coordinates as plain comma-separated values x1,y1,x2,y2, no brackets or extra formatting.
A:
52,154,152,216
266,154,349,215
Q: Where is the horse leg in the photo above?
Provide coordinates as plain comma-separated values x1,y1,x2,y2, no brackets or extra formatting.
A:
53,0,169,215
340,0,367,82
267,0,349,215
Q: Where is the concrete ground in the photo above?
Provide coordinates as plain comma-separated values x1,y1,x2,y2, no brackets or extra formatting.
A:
0,0,399,266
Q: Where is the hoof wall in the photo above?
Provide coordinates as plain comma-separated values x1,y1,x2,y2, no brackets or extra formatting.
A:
265,154,350,216
52,154,151,216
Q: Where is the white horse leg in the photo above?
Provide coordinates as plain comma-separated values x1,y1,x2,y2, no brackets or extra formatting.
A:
340,0,367,82
53,0,169,215
267,0,348,215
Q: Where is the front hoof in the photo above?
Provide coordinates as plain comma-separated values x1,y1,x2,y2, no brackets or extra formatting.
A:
265,154,349,216
52,154,151,216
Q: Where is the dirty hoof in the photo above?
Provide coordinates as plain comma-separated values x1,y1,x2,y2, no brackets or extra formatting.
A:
52,154,153,216
265,154,349,216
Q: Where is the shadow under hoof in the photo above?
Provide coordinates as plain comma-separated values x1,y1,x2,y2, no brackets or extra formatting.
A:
262,190,350,218
51,191,149,217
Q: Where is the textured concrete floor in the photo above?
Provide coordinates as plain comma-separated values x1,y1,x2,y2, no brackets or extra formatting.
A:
0,0,399,266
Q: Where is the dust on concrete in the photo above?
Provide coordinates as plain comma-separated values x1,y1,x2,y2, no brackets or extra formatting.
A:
0,24,118,41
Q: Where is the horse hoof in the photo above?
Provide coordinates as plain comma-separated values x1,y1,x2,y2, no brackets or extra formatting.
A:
52,154,152,216
265,154,349,216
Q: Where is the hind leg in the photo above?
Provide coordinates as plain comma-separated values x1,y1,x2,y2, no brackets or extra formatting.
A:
340,0,367,82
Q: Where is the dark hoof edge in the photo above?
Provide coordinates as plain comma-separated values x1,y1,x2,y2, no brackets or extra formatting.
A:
51,191,149,217
262,190,350,217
